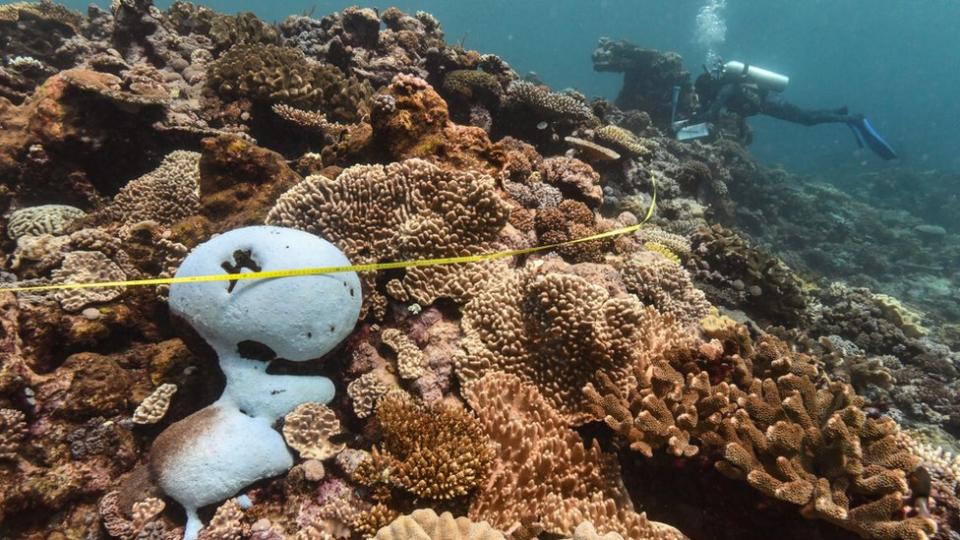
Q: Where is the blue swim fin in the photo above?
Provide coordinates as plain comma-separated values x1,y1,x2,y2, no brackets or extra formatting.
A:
849,117,897,160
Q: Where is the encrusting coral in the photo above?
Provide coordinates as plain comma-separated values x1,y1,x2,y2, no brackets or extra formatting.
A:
354,394,494,501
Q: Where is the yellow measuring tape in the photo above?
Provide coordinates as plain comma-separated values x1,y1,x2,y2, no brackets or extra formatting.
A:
0,178,656,293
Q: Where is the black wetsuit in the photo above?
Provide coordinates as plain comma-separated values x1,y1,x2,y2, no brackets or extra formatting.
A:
695,74,856,126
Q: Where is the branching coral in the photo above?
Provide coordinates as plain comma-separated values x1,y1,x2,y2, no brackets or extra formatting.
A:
586,322,936,539
456,259,689,424
266,158,511,314
463,372,682,539
584,358,736,458
375,509,505,540
717,375,936,539
354,395,494,500
506,81,597,125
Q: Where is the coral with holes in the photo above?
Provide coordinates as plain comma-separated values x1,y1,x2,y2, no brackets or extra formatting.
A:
375,509,505,540
464,372,683,539
266,158,512,317
367,74,508,174
207,44,372,122
354,394,494,500
173,134,303,246
456,259,689,424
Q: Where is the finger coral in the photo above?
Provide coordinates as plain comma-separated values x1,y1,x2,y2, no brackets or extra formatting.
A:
456,259,688,424
463,372,682,539
354,394,494,500
717,374,937,539
375,509,505,540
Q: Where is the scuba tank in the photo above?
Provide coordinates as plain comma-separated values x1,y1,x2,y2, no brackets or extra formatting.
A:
723,60,789,92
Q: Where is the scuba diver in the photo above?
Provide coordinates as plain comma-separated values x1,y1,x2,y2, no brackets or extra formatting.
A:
675,59,897,160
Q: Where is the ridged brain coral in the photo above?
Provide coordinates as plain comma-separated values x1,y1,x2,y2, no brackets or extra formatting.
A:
266,158,511,315
375,509,504,540
455,259,689,424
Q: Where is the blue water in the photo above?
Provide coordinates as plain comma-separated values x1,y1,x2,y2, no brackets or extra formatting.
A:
65,0,960,173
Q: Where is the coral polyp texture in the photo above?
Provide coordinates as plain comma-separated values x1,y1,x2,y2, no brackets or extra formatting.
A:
456,259,688,424
267,158,512,315
0,2,956,540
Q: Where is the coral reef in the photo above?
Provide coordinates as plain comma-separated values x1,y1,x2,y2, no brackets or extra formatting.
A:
0,3,955,540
